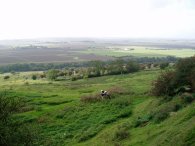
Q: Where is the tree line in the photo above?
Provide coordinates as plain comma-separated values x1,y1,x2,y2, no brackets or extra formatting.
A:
0,56,177,73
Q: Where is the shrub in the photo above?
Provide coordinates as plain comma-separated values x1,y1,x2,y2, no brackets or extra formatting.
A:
4,75,10,80
0,92,22,121
80,87,127,103
40,74,46,78
12,123,40,146
80,93,102,103
71,75,83,81
175,56,195,91
181,93,194,103
71,76,77,81
107,86,127,97
153,110,169,123
152,57,195,97
46,69,59,80
189,69,195,91
32,74,37,80
151,70,176,96
126,61,140,73
160,62,169,69
0,92,40,146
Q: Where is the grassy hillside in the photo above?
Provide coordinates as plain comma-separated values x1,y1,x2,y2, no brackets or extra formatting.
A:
0,70,194,146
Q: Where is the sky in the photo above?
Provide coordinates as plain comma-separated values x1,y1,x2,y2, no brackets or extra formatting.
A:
0,0,195,40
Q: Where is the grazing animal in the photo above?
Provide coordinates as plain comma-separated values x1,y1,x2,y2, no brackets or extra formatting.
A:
100,90,110,99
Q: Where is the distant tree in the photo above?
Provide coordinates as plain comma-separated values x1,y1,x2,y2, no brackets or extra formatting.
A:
90,60,105,76
107,59,125,75
151,70,176,96
126,61,140,73
160,62,169,69
115,59,125,74
46,69,59,80
175,56,195,90
32,74,37,80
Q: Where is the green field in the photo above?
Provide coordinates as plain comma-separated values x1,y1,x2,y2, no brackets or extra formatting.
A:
1,69,194,146
81,46,195,57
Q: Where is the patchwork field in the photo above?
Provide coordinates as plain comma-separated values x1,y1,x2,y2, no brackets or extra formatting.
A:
0,39,195,65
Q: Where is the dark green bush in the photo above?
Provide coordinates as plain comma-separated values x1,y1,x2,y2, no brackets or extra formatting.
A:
0,92,40,146
46,69,59,80
152,56,195,97
126,61,140,73
32,74,37,80
181,93,194,103
151,70,176,96
175,57,195,88
160,62,169,69
152,110,169,123
4,75,10,80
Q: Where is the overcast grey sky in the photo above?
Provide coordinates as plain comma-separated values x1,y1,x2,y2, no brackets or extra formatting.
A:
0,0,195,40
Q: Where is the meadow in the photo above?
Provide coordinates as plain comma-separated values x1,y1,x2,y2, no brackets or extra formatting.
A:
81,46,195,58
0,69,194,146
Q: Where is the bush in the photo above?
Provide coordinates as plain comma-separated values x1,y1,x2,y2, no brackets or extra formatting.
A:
80,86,127,103
71,76,77,81
107,86,127,97
80,93,102,103
40,74,46,78
153,110,169,123
46,69,59,80
126,61,140,73
160,62,169,69
152,56,195,97
151,70,176,96
4,75,10,80
0,92,40,146
181,93,194,103
71,75,83,81
175,56,195,91
32,74,37,80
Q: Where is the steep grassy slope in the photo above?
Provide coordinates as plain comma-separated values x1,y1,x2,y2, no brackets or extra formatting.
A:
0,70,194,146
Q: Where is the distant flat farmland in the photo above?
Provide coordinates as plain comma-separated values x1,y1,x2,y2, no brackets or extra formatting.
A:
0,38,195,65
81,46,195,58
0,47,113,65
